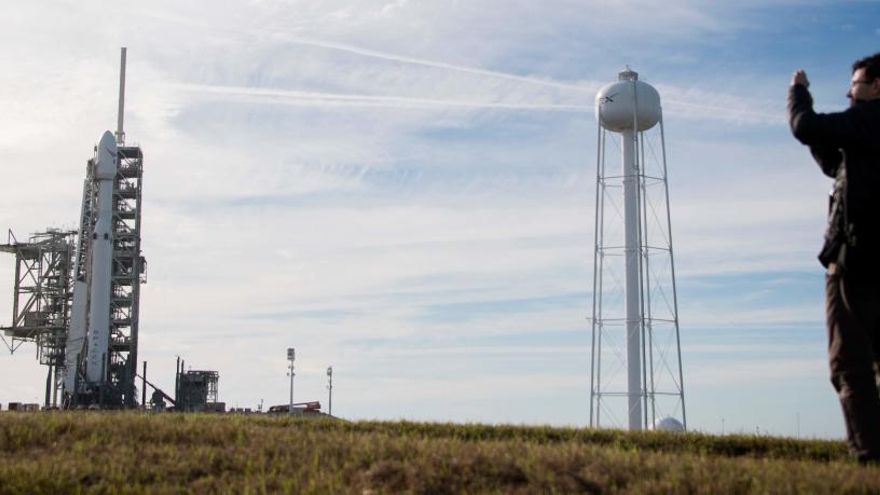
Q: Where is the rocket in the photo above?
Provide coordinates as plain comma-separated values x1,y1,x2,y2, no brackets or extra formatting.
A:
84,131,118,383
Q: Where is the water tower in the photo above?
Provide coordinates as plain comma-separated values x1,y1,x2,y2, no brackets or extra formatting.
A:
589,68,686,431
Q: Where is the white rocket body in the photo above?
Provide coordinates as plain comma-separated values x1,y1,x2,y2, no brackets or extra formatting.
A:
84,131,117,383
64,280,89,391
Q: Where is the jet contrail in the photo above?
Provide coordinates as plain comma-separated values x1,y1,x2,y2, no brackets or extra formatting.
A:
663,99,783,125
176,82,782,124
277,36,598,93
174,83,592,113
142,10,781,124
137,8,598,93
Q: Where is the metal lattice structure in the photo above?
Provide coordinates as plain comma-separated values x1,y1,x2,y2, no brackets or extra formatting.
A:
0,229,76,407
108,47,145,407
176,370,220,412
108,144,145,406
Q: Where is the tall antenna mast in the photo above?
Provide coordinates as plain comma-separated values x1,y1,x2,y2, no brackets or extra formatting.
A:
116,47,127,146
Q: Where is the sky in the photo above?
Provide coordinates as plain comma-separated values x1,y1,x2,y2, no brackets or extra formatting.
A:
0,0,878,438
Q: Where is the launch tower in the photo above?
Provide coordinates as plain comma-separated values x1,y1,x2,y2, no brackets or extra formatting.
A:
0,48,146,409
63,48,145,408
0,230,76,408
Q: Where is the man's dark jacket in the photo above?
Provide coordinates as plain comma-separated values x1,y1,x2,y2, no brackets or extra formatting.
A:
788,84,880,275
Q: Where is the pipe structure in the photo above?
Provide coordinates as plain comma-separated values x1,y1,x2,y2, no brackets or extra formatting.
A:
622,127,642,431
45,365,53,409
142,361,147,409
116,48,126,145
175,356,180,403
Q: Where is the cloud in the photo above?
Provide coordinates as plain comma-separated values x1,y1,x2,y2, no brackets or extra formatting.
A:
173,82,591,113
686,357,825,386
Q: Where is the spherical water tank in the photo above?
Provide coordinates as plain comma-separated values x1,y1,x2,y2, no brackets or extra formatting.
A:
595,68,661,132
652,416,685,433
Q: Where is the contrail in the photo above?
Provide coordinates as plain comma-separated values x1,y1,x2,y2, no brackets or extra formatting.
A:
138,8,595,93
174,83,592,113
277,36,598,93
663,99,783,125
176,82,782,124
143,10,780,124
273,37,782,123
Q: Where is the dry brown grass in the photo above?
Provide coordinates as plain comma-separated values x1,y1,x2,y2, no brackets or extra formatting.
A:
0,412,874,494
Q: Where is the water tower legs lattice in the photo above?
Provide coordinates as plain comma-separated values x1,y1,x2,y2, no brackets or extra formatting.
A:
590,68,686,431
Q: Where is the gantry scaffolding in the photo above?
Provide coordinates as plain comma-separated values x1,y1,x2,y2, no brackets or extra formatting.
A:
65,143,146,408
106,144,146,407
0,229,76,407
176,370,220,412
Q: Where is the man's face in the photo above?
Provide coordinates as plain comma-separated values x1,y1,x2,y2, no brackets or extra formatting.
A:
847,67,880,104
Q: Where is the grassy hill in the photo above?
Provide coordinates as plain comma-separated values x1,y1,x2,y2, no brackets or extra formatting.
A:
0,412,875,494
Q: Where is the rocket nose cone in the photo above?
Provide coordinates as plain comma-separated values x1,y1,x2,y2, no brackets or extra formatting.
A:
99,130,115,148
95,130,118,179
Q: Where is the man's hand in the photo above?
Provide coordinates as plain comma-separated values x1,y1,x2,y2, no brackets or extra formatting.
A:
792,70,810,88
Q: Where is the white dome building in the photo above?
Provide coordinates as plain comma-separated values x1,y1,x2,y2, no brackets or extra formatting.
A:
652,416,686,433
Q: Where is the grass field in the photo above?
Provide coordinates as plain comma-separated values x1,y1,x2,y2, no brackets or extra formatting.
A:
0,412,876,494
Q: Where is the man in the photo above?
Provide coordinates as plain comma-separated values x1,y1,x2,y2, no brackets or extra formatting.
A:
788,52,880,463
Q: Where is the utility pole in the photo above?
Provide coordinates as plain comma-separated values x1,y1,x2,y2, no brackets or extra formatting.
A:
287,348,295,416
326,366,333,416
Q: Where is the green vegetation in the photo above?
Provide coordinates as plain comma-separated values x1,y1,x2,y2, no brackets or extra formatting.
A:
0,412,874,494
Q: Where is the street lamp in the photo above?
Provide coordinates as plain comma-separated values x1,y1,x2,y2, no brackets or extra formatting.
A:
326,366,333,416
287,348,295,416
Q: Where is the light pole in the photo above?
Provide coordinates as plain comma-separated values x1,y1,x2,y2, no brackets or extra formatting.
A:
287,348,295,416
326,366,333,416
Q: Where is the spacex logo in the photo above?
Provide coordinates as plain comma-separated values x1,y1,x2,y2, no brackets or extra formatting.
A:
599,92,617,104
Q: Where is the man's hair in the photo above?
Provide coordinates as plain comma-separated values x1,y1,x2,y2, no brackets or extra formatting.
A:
853,52,880,81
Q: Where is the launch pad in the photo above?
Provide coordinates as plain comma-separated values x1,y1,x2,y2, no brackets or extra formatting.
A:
0,48,146,409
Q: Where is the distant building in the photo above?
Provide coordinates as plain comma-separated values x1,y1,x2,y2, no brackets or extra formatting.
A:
176,370,224,413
